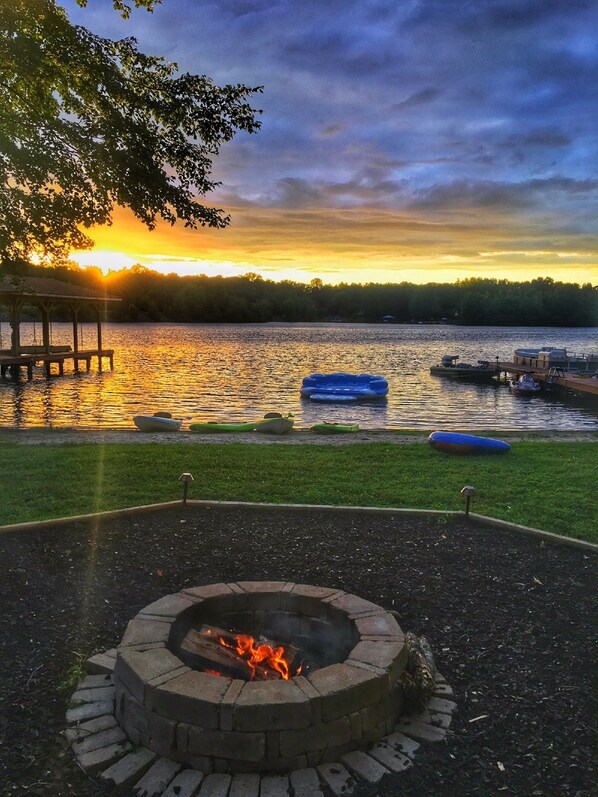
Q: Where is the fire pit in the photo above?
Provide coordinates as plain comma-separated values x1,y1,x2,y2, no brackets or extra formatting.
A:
113,581,407,773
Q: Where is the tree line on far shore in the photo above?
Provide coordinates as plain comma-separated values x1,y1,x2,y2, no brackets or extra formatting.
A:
2,263,597,326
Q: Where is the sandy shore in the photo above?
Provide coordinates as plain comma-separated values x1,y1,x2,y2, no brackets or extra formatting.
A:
1,427,597,446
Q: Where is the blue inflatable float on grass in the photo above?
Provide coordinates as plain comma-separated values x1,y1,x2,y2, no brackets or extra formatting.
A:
428,431,511,455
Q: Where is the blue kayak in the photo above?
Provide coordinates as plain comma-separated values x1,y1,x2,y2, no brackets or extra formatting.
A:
428,431,511,455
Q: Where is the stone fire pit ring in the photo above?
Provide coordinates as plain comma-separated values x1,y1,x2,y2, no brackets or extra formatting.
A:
114,582,407,774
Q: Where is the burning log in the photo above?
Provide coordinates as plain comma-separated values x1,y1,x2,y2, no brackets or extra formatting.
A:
179,625,300,681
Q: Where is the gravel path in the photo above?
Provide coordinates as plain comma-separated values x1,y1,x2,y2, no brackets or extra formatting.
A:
1,504,596,797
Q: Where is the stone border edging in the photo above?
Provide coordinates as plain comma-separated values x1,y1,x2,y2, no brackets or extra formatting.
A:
0,501,183,534
1,498,596,553
465,512,598,552
65,648,455,797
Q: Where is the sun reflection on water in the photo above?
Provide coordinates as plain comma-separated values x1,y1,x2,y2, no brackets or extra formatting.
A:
0,322,596,431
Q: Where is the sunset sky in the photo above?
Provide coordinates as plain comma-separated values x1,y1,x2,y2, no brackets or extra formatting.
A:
66,0,598,285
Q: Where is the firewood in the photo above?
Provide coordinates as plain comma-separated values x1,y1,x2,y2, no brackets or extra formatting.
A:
179,629,251,679
178,624,299,681
199,625,299,666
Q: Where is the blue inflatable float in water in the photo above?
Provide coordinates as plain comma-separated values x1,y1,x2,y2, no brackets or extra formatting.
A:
428,431,511,455
300,372,388,403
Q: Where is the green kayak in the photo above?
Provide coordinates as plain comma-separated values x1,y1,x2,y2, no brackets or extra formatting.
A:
310,422,360,434
189,421,256,433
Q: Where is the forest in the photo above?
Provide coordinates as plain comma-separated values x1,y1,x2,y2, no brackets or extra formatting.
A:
1,262,597,327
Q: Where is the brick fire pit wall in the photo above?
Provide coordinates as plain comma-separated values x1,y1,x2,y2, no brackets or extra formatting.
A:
114,582,407,774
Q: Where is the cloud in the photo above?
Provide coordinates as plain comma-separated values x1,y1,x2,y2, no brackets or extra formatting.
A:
319,123,348,138
63,0,598,285
498,129,571,150
409,176,598,213
485,0,593,30
392,88,441,111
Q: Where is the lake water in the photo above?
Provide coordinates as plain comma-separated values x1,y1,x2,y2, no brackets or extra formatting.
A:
1,322,597,430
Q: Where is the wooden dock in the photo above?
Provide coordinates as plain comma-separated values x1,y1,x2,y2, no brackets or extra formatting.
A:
497,362,598,397
0,349,114,380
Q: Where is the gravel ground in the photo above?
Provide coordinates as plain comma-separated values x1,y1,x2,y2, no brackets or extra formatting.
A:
2,428,598,447
0,504,596,797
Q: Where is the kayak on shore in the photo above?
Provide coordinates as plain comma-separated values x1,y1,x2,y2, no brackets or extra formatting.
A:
133,413,183,432
189,421,256,433
310,422,360,434
428,430,511,454
255,412,294,435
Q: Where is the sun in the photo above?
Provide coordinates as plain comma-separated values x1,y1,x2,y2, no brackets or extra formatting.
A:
70,249,139,275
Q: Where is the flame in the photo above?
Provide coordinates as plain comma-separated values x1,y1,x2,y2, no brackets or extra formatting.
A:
204,668,231,679
219,633,297,680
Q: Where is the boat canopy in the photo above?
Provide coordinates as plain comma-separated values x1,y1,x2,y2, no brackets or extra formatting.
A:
514,347,567,358
441,355,459,366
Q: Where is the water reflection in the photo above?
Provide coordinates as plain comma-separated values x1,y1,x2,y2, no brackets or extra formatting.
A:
11,384,26,428
41,380,54,426
0,323,596,430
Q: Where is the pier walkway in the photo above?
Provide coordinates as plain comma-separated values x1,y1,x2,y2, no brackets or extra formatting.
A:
497,362,598,397
0,349,114,380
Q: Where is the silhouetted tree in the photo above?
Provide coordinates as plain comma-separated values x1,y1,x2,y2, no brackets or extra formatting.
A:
0,0,261,264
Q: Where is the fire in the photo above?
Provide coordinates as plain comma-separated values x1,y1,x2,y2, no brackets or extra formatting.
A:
219,633,299,681
204,668,231,679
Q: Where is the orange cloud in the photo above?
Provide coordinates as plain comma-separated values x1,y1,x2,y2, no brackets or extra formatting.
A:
71,204,598,285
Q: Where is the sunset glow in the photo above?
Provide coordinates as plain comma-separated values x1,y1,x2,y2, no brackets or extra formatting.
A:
64,0,598,287
71,207,598,285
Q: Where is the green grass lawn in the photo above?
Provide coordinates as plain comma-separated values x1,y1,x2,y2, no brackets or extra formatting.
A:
1,442,596,543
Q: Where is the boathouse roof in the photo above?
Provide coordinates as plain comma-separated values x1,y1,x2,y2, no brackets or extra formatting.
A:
0,276,120,303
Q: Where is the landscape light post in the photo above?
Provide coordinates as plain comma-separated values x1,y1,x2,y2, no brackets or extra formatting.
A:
460,485,476,518
179,472,194,505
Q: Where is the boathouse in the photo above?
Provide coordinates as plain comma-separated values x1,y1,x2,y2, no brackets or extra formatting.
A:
0,276,119,379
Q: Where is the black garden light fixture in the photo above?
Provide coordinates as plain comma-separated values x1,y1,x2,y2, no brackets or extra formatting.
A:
460,485,476,517
179,472,194,504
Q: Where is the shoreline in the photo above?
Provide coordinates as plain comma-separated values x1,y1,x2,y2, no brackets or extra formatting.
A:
1,427,597,446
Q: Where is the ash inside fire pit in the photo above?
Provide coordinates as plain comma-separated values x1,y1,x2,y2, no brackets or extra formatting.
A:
114,581,408,774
